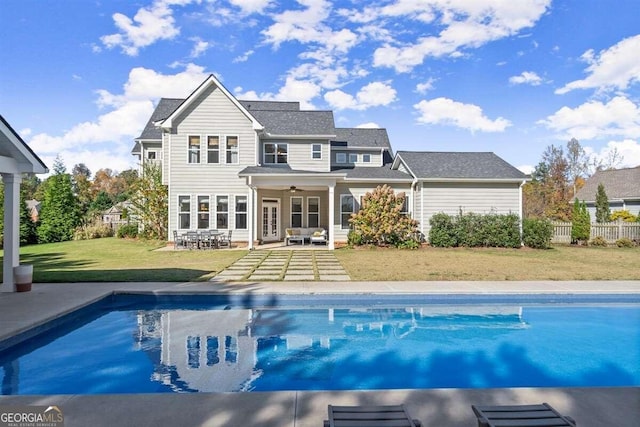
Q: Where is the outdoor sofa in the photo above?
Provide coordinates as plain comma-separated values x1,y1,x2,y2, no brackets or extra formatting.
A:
285,228,327,245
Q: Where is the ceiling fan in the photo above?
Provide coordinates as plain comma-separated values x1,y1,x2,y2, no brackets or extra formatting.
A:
289,185,304,193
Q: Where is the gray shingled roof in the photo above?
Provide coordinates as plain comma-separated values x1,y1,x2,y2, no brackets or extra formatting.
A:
334,166,413,181
397,151,527,180
250,109,335,136
574,166,640,201
239,100,300,111
136,98,184,140
331,128,391,149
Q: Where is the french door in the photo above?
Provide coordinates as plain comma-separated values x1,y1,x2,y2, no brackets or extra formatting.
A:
262,200,279,242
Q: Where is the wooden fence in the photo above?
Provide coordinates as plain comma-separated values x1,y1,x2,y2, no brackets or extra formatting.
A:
552,221,640,244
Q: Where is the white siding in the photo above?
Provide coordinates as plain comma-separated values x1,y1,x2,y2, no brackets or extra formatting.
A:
261,139,330,172
419,182,522,236
331,150,382,168
166,84,256,241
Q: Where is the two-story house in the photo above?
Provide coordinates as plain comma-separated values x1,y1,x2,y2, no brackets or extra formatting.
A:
133,75,527,249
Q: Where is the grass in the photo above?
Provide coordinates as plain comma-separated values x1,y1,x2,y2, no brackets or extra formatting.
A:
2,238,639,282
4,238,247,282
334,245,640,281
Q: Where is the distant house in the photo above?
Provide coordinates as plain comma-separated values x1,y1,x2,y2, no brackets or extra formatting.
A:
132,74,527,249
574,166,640,218
102,200,134,225
26,199,41,222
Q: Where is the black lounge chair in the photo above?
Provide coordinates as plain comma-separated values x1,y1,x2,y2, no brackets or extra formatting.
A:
472,403,576,427
324,404,422,427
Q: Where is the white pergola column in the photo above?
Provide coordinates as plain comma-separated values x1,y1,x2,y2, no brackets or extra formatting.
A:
2,173,21,292
328,184,335,250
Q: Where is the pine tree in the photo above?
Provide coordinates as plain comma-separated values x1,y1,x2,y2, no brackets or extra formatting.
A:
571,199,590,244
37,157,81,243
595,183,610,223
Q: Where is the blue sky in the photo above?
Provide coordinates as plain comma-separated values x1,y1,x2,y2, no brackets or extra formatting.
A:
1,0,639,177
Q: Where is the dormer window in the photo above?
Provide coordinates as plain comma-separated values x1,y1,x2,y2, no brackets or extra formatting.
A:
349,153,358,163
336,153,346,164
312,144,322,159
264,143,288,164
363,154,371,163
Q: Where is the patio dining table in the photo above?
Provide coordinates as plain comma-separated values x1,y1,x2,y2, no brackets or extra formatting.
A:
179,230,225,249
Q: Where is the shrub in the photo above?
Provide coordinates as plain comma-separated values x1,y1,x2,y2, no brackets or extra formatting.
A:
610,210,638,223
616,237,635,248
429,213,458,247
347,230,364,247
590,236,608,247
117,224,139,239
73,223,115,240
522,218,553,249
571,199,590,244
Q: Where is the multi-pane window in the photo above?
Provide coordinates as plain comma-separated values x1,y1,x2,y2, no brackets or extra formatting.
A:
206,336,219,366
340,195,355,229
216,196,229,229
264,143,288,164
207,136,219,163
307,197,319,228
349,153,358,163
178,195,191,229
226,136,239,164
235,196,248,229
312,144,322,159
197,196,210,229
186,336,200,369
291,196,302,227
336,152,346,164
363,153,371,163
188,136,200,163
400,196,409,216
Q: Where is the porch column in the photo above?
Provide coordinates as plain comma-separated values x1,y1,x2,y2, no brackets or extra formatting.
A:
328,184,335,250
2,173,21,292
248,185,257,250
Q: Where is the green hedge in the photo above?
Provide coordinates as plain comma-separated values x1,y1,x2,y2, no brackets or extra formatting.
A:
522,218,553,249
429,212,521,248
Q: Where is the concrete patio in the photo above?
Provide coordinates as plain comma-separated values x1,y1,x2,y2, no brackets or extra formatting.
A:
1,280,639,427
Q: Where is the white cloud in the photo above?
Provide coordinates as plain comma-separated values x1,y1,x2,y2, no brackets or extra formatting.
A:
413,97,511,132
370,0,551,72
100,0,194,56
586,139,640,169
324,81,397,111
517,164,535,175
229,0,273,14
556,34,640,94
27,65,211,171
19,128,32,138
538,96,640,140
234,76,321,109
509,71,543,86
233,50,255,63
415,78,436,94
189,37,211,58
356,122,380,128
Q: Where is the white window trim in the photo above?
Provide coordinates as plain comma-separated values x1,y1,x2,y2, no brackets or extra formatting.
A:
225,135,239,164
215,194,230,230
340,194,355,229
307,196,320,228
187,135,201,164
349,153,358,164
311,144,322,160
235,195,248,230
362,153,371,163
290,196,303,228
263,142,289,165
206,134,221,164
197,195,211,229
336,152,347,164
178,194,192,230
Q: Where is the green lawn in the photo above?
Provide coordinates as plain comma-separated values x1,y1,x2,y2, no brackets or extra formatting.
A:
334,245,640,281
2,238,639,282
4,238,246,282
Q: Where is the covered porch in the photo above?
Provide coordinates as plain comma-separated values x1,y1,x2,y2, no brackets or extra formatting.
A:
0,116,48,292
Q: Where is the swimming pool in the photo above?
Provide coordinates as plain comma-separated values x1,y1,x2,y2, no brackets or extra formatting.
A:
1,294,638,394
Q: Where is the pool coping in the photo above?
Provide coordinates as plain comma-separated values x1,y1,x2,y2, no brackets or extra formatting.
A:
1,281,639,427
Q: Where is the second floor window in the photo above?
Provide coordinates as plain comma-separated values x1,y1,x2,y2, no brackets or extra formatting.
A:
312,144,321,159
188,136,200,163
336,152,346,164
264,143,288,164
349,153,358,163
363,153,371,163
207,136,219,163
226,136,239,164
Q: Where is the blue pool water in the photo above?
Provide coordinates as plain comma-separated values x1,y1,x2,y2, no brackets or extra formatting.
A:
1,294,638,394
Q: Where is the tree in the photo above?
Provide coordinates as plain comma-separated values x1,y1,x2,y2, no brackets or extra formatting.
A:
37,157,81,243
594,183,610,223
129,162,167,240
523,145,572,220
348,185,419,247
565,138,589,197
571,199,590,244
72,163,93,217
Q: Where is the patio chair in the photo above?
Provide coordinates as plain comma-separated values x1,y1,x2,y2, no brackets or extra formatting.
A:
185,231,199,250
324,404,422,427
310,228,327,245
218,230,232,248
472,403,576,427
199,230,213,249
173,230,185,250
